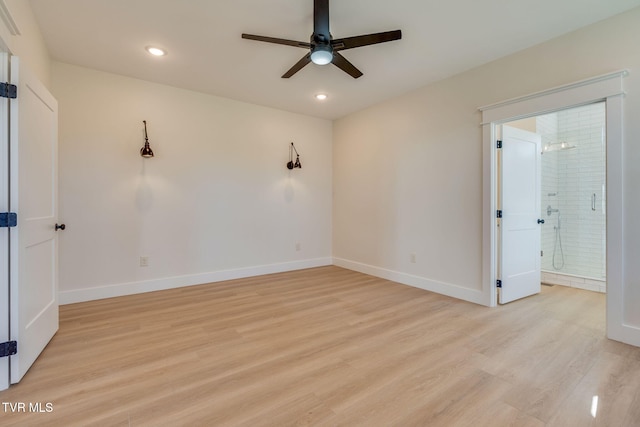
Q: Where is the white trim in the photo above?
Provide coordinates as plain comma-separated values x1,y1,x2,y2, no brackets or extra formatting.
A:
480,71,639,347
481,121,495,307
0,1,19,36
0,49,9,392
333,257,486,305
603,93,635,345
479,70,627,125
59,258,332,305
479,70,627,112
611,325,640,348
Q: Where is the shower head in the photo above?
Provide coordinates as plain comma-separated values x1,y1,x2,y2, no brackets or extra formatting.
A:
544,141,577,152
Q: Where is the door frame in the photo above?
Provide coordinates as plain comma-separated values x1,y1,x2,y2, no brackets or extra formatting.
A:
479,70,633,344
0,43,9,392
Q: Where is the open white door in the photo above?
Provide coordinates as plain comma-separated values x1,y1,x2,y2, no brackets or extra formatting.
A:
499,125,542,304
9,56,59,383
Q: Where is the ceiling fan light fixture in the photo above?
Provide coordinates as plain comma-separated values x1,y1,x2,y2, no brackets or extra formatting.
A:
310,45,333,65
242,0,402,78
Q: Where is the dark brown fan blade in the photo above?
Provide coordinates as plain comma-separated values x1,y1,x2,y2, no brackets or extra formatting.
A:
282,53,312,78
332,30,402,51
242,33,311,49
331,52,363,79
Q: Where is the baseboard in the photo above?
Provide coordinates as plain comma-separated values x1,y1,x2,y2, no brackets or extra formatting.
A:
59,257,332,305
61,257,488,307
333,257,487,306
608,323,640,348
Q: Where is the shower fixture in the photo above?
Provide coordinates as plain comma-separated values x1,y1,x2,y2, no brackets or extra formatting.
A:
546,204,564,269
553,214,565,270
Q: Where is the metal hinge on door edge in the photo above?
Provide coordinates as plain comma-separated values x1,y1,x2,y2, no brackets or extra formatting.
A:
496,280,502,288
496,140,502,149
0,341,17,357
0,82,17,99
0,212,17,227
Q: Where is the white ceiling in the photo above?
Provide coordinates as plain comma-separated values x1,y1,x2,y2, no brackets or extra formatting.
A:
28,0,640,120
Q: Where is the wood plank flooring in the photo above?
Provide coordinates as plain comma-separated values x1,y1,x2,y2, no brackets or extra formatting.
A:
1,266,639,426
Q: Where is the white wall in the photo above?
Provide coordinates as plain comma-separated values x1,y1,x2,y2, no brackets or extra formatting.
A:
53,63,332,303
333,83,485,303
333,7,640,328
0,0,50,86
9,1,640,344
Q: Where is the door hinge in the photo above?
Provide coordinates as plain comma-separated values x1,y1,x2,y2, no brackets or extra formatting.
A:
496,210,502,218
0,82,17,99
0,341,17,358
0,212,17,228
496,280,502,288
496,140,502,149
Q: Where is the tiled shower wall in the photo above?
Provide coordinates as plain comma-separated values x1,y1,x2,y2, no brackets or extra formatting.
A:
537,103,606,289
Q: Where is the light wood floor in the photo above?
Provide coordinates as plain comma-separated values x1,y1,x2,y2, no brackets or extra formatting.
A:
1,266,639,426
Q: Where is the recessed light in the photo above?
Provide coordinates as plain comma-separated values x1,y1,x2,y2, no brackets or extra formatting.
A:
315,93,328,100
146,46,167,56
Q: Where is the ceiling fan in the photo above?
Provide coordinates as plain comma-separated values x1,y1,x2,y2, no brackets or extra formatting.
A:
242,0,402,79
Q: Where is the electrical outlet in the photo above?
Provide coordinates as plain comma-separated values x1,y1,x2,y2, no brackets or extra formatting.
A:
410,253,416,263
295,242,301,252
140,256,149,267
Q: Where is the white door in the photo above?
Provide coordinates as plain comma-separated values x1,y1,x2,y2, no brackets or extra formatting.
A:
8,56,59,383
499,125,542,304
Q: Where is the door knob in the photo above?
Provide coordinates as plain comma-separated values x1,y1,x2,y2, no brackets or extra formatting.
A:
55,223,66,231
537,219,545,224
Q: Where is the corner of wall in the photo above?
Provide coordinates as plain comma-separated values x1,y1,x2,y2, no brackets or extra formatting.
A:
332,257,486,306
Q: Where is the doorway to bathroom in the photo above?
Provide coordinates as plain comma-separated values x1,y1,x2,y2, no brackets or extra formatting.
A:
506,102,607,295
480,70,631,343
